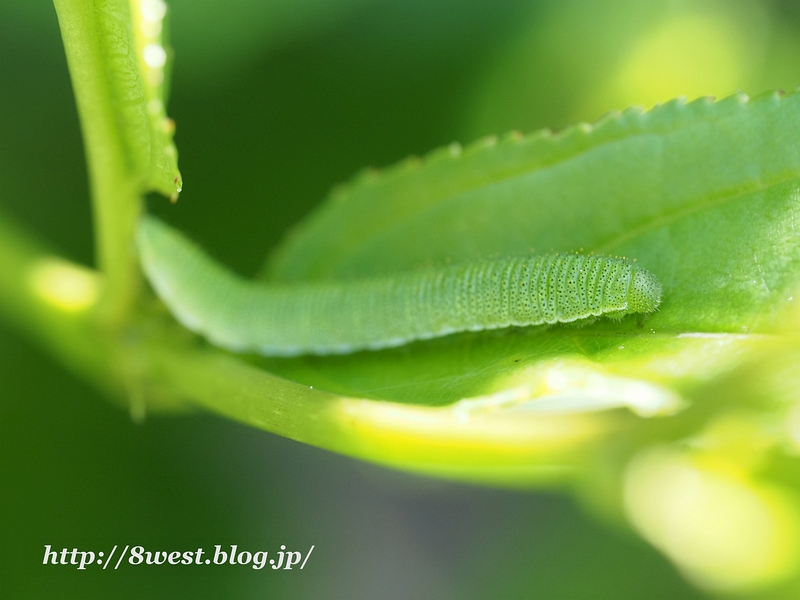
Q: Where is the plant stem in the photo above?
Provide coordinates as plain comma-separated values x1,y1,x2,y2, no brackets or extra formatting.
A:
0,211,113,391
53,0,142,328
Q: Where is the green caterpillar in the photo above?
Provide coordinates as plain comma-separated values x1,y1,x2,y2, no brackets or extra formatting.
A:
136,216,662,356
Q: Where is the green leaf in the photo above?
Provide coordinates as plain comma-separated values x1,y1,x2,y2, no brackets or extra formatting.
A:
119,0,182,197
257,92,800,406
128,0,182,198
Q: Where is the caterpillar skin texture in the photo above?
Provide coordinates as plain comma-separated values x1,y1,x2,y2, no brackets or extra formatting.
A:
137,216,662,356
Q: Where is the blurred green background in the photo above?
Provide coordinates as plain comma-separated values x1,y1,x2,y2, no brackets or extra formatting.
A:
2,0,800,597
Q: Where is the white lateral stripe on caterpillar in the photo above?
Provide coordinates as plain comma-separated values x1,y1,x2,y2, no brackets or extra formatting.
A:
136,216,662,356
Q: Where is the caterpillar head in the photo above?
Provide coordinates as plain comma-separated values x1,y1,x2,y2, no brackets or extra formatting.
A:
627,266,662,314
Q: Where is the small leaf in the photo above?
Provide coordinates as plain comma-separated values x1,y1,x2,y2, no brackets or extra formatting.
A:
96,0,182,198
128,0,182,198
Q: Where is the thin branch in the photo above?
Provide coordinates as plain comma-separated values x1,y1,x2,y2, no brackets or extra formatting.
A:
0,211,113,391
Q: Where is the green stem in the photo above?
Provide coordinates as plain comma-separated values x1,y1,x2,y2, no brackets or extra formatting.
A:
0,212,114,391
53,0,142,327
0,211,338,423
